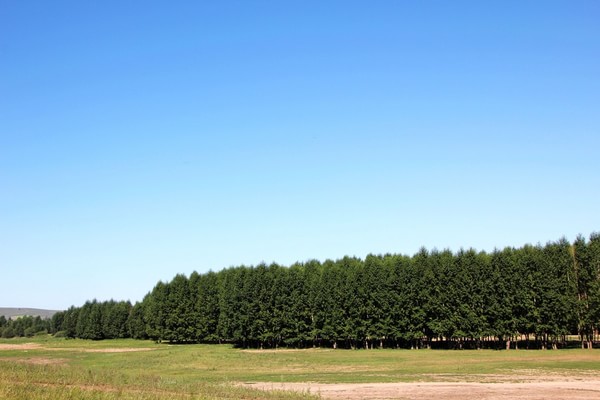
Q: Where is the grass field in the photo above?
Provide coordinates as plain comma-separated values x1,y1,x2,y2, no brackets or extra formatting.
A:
1,337,600,399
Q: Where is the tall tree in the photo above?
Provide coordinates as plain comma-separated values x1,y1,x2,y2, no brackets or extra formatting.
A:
194,271,221,342
586,233,600,347
128,302,147,339
573,235,595,348
144,281,168,341
164,274,196,342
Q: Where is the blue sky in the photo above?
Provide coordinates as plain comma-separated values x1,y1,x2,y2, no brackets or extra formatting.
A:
1,1,599,310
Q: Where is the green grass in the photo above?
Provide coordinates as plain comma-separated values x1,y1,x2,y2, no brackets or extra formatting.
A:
1,337,600,399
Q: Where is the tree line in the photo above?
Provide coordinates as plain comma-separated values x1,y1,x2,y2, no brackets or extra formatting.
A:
50,234,600,349
0,315,51,338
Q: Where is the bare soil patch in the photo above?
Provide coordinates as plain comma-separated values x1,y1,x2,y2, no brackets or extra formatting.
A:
414,370,600,383
241,348,331,353
80,347,154,353
10,357,68,366
0,343,153,353
0,343,42,350
244,377,600,400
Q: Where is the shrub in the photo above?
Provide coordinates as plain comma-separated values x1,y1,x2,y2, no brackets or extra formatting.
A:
1,327,15,338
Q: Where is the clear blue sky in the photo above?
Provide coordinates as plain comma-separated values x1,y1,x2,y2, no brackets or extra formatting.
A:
1,1,599,310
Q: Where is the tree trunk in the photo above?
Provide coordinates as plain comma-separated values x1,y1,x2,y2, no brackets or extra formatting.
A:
541,334,547,350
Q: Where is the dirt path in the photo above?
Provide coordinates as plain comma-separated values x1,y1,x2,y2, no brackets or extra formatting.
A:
245,379,600,400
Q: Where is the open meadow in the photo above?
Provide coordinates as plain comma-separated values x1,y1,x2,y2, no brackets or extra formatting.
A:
2,337,600,399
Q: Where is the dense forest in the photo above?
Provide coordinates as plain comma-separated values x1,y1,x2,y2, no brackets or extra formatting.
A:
8,234,600,350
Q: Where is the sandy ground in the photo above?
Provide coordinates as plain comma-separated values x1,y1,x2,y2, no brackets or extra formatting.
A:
0,343,42,350
0,342,154,353
244,379,600,400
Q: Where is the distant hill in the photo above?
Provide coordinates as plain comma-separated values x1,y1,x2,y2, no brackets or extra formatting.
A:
0,307,61,319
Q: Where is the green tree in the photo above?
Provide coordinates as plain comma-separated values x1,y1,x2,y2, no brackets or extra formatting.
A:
573,233,600,349
63,306,80,338
538,239,578,349
315,259,345,348
489,248,521,349
163,274,196,342
144,281,168,341
128,302,147,339
50,311,65,334
217,266,249,345
193,271,221,342
102,300,132,339
585,233,600,347
1,326,15,338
